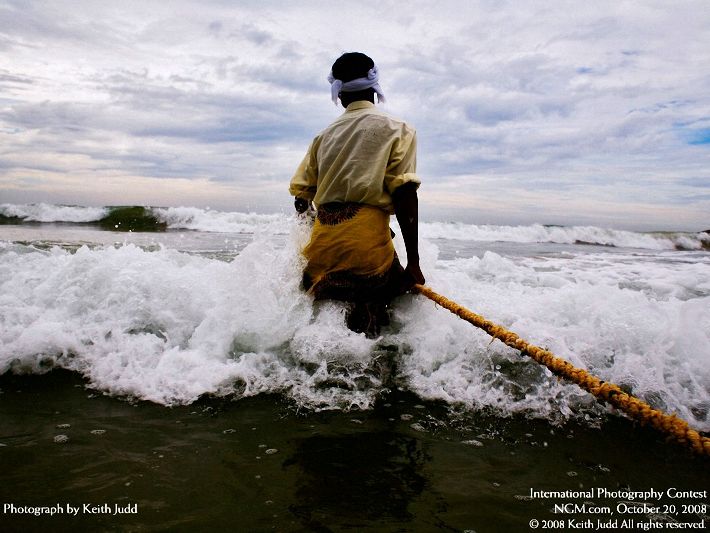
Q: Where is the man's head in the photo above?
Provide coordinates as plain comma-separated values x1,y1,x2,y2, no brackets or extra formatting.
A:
331,52,374,84
328,52,385,108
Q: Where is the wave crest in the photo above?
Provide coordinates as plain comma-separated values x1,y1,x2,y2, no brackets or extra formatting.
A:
1,203,708,250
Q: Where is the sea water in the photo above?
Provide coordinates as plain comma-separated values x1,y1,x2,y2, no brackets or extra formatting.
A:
2,203,708,426
1,203,708,531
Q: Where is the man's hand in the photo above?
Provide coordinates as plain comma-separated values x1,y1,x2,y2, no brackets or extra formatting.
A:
294,197,309,214
399,261,426,294
405,262,425,286
399,261,425,293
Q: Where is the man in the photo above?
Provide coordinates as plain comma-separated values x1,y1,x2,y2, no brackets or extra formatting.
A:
289,52,425,336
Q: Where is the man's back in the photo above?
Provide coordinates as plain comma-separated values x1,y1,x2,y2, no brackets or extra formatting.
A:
292,101,418,211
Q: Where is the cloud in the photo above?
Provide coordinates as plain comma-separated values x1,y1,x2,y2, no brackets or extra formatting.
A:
0,0,709,229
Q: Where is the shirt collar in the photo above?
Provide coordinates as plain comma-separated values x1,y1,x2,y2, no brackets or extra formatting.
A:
345,101,375,112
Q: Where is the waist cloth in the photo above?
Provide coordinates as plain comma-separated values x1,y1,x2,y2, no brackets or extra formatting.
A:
302,203,405,302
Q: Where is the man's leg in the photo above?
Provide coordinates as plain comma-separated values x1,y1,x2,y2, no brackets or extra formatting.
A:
346,301,389,337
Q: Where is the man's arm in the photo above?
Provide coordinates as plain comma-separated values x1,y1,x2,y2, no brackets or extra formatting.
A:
290,139,319,213
392,182,425,288
294,197,310,214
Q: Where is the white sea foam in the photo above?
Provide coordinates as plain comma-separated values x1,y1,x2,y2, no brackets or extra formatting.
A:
420,222,710,251
151,207,291,234
0,218,710,430
3,203,707,251
155,208,709,250
1,220,708,430
391,250,710,428
0,203,108,223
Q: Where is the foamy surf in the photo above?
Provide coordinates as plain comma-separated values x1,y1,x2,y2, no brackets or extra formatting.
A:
2,203,708,250
1,219,708,431
0,203,109,223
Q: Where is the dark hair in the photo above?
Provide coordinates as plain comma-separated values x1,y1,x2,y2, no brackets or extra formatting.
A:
331,52,374,83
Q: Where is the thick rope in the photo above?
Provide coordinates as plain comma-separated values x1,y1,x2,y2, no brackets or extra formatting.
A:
412,284,710,456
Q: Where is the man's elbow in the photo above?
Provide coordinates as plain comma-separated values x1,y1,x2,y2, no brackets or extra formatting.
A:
392,181,418,202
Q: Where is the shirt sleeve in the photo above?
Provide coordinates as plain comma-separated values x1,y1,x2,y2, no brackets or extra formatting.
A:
289,139,319,200
384,126,421,195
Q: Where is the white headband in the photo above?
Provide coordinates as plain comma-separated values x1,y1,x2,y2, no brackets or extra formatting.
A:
327,65,386,105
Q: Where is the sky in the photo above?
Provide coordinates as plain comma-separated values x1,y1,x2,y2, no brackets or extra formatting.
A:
1,0,709,230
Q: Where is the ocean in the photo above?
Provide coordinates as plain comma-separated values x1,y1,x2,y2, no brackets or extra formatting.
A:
1,203,708,532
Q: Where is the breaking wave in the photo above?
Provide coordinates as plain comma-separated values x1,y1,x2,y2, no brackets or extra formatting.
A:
1,222,708,431
2,203,708,250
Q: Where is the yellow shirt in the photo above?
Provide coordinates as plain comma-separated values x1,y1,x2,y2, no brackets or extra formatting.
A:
289,101,420,212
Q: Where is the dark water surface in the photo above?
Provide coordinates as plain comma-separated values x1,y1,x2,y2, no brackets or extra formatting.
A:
0,371,707,532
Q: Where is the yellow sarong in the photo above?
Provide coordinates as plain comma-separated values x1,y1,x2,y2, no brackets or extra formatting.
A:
303,203,404,302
